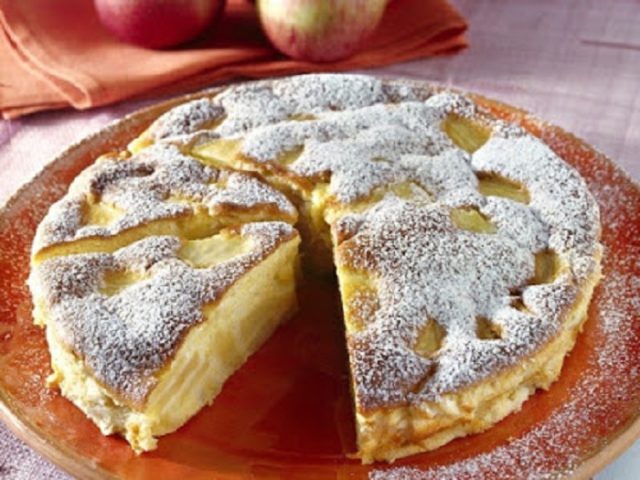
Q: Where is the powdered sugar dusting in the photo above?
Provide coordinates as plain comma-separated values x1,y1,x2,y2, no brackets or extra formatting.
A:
33,143,295,253
149,98,225,140
472,136,601,276
147,75,478,204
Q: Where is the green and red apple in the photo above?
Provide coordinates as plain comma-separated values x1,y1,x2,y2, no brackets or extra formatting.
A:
257,0,387,62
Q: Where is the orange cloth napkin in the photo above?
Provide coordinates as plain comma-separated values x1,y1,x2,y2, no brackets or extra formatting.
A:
0,0,467,119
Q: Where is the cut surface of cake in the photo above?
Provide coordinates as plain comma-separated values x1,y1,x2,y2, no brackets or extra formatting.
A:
29,74,602,461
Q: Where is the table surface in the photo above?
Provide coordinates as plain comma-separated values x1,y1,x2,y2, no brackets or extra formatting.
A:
1,0,638,478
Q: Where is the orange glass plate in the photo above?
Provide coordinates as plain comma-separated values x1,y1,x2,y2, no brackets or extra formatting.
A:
0,80,638,479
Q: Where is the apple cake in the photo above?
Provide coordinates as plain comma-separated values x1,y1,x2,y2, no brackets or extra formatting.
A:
29,74,602,462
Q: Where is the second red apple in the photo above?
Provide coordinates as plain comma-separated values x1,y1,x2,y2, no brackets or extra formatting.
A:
257,0,387,62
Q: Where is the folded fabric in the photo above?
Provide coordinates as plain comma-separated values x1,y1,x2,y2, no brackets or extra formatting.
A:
0,0,467,119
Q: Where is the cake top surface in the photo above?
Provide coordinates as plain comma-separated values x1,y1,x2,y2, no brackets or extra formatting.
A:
32,142,296,256
30,74,601,410
149,75,464,203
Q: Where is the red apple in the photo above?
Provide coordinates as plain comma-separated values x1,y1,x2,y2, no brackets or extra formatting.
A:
94,0,225,49
257,0,387,62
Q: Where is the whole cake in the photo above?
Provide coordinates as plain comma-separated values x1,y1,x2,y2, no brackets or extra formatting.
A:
29,74,602,463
